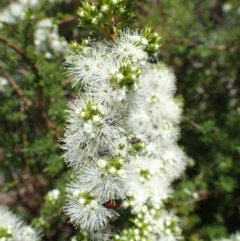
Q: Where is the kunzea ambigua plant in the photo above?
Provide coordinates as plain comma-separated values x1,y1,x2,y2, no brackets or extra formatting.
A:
61,0,188,240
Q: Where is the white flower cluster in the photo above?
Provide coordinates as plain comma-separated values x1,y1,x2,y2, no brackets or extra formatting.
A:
0,0,38,25
126,65,187,210
115,208,182,241
114,64,187,240
0,206,40,241
34,18,68,57
62,29,187,240
0,0,67,56
46,188,61,204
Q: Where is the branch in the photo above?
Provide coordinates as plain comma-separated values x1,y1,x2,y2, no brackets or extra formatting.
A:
0,35,41,79
1,71,33,107
58,16,76,25
166,36,237,53
0,36,60,139
184,117,204,132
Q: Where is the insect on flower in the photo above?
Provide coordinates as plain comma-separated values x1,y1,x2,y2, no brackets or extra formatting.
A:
129,137,140,145
147,56,158,64
98,148,110,157
102,199,122,209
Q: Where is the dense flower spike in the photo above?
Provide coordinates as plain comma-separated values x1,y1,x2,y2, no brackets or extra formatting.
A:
0,206,41,241
62,25,187,240
62,0,186,235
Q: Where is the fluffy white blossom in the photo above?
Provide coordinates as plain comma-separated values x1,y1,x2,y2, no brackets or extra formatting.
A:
0,206,40,241
222,3,233,13
128,64,187,170
65,185,119,231
34,18,68,55
62,28,187,239
142,65,177,96
126,156,173,208
112,29,148,64
0,1,67,56
61,96,126,168
46,189,61,203
65,44,112,87
0,3,25,24
114,208,182,241
0,0,40,25
73,164,126,203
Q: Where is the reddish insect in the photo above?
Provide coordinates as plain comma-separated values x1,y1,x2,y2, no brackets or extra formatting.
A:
103,199,122,209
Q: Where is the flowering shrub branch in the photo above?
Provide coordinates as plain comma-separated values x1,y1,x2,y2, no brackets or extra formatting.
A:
61,0,188,240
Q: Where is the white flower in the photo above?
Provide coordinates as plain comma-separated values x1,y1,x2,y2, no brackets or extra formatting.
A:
129,107,180,146
65,186,119,231
92,115,101,124
141,65,177,97
62,96,126,168
8,3,24,18
126,156,172,208
97,159,107,168
73,164,126,202
34,18,68,54
44,52,52,59
88,77,137,111
0,3,24,24
83,122,94,134
0,0,41,25
101,5,109,12
0,77,8,92
222,3,233,13
46,189,60,202
50,34,68,52
87,227,113,241
160,146,187,180
79,11,85,17
15,0,39,8
117,169,127,178
112,29,148,63
37,18,53,28
0,206,40,241
128,64,183,148
91,18,98,25
65,44,111,87
155,211,182,241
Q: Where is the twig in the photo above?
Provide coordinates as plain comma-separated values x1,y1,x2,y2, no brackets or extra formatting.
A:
58,16,76,25
0,35,41,79
184,117,204,132
1,71,33,107
165,36,236,53
0,36,60,141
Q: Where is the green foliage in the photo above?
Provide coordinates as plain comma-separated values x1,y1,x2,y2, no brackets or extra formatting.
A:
136,0,240,240
0,1,80,240
78,0,136,38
